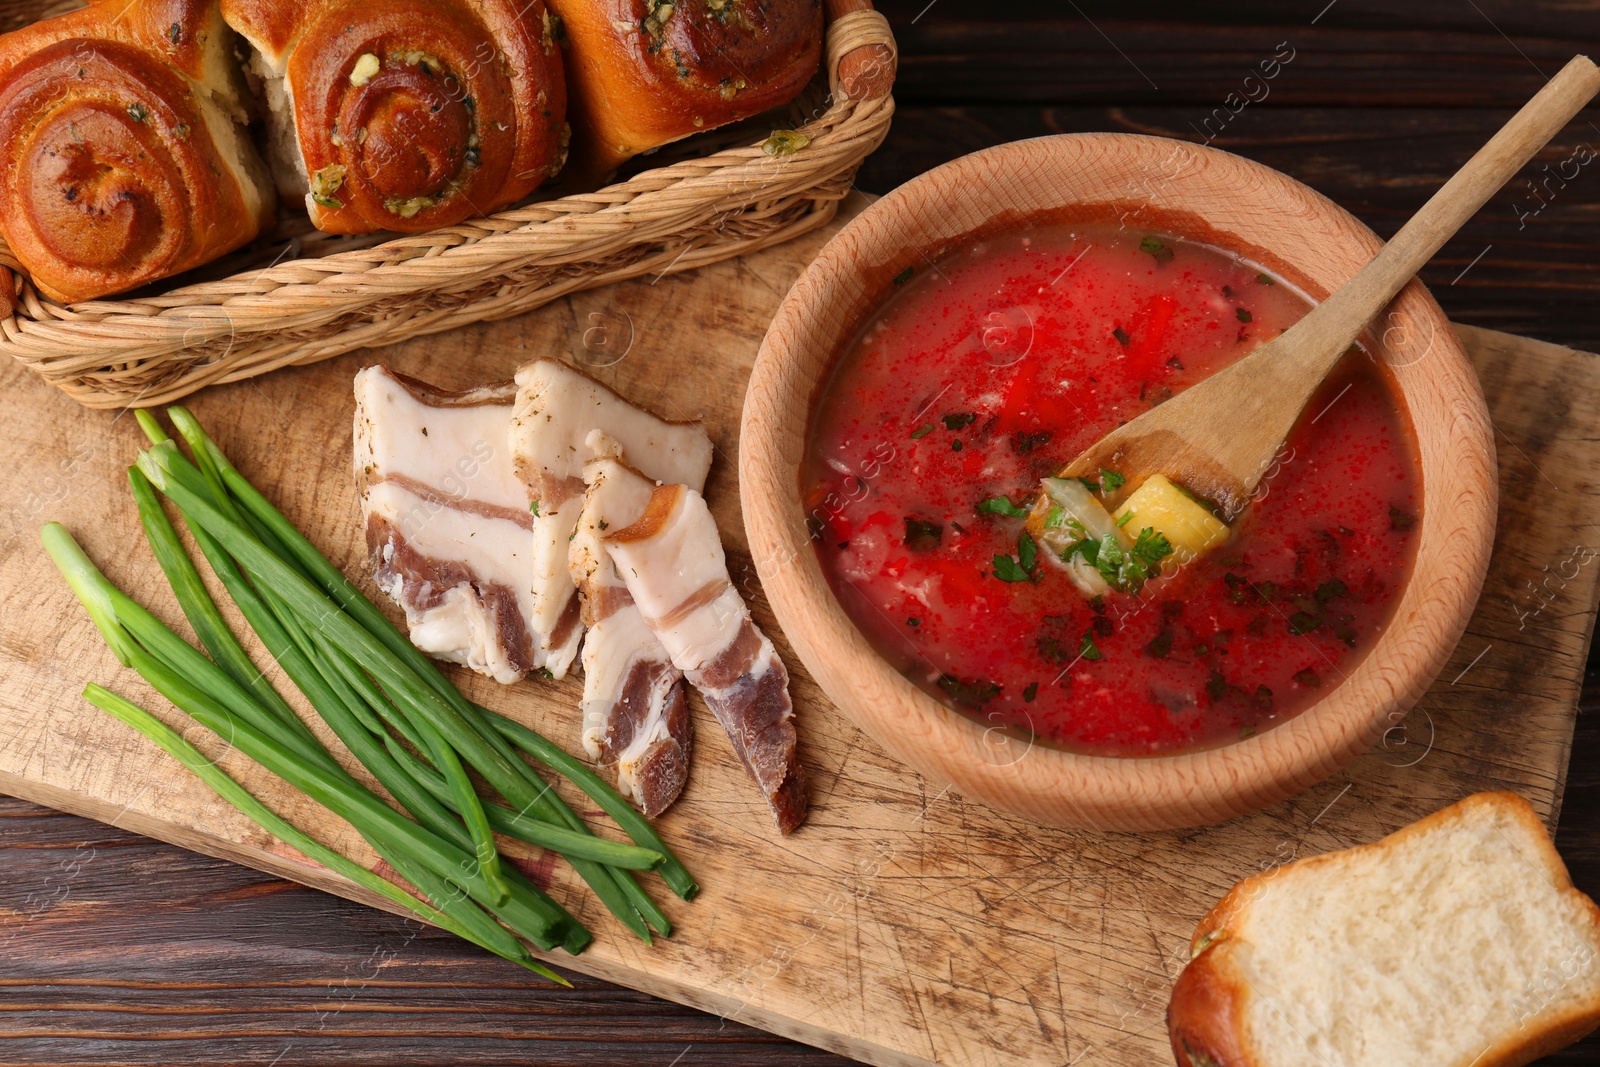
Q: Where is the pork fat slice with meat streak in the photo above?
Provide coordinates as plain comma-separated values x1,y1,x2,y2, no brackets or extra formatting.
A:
569,452,695,816
353,366,548,684
510,358,713,679
605,483,807,835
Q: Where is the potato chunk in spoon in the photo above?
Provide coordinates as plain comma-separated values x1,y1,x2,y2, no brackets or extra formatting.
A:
1027,474,1229,598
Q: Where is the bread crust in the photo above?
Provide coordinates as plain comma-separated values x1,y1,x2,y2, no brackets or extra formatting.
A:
1167,792,1600,1067
1168,938,1250,1067
547,0,822,182
0,0,274,302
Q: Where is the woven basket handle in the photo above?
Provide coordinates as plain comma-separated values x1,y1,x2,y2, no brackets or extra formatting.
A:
826,0,896,102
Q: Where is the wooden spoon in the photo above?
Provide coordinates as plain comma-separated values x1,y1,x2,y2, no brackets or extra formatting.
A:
1050,54,1600,522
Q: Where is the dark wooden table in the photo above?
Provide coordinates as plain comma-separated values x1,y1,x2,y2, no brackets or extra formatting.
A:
6,3,1600,1064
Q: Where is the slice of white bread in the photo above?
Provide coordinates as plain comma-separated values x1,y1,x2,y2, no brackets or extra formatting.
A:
1167,792,1600,1067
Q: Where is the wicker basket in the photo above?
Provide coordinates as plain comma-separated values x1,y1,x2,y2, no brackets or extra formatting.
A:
0,1,896,409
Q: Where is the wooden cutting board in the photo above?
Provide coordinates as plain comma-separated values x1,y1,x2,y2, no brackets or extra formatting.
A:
2,193,1599,1067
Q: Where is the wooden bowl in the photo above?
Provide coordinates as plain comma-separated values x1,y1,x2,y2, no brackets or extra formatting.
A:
739,133,1497,831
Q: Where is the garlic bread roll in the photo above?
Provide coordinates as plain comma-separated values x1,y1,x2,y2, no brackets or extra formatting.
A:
0,0,274,303
548,0,822,182
224,0,568,233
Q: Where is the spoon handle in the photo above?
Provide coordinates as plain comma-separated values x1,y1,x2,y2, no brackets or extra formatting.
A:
1291,54,1600,373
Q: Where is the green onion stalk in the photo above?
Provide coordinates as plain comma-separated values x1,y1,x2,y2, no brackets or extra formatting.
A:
40,406,698,975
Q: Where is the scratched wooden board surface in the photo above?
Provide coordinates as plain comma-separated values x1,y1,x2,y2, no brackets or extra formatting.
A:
1,194,1598,1067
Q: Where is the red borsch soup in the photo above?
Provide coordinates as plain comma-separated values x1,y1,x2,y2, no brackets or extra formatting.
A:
803,220,1420,756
